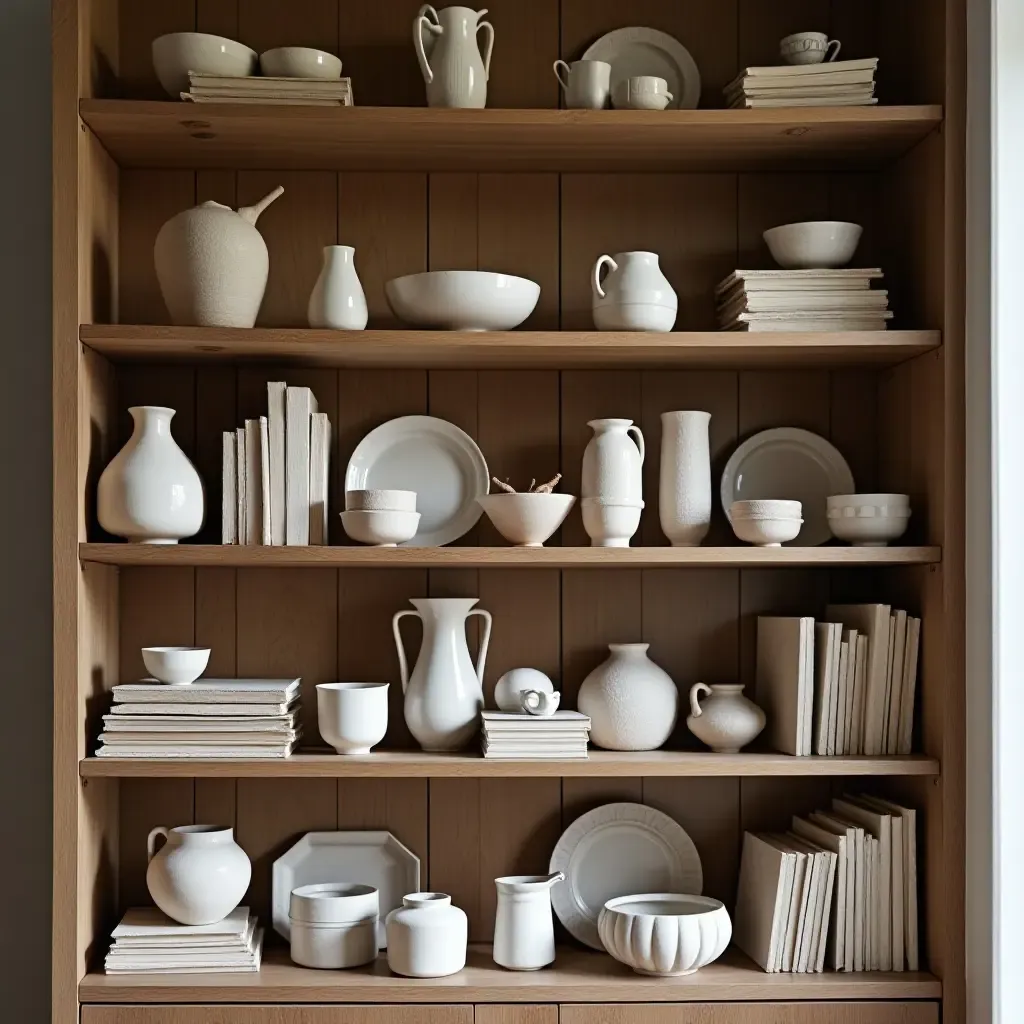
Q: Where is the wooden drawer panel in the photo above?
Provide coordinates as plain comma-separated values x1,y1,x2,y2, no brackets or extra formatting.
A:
476,1010,558,1024
560,1004,939,1024
82,1008,472,1024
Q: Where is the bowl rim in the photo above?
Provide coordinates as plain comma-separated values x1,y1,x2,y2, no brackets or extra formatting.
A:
386,270,541,290
602,892,726,917
340,509,421,519
291,882,378,901
316,681,390,692
153,31,257,57
826,492,911,504
260,45,340,59
763,220,863,236
477,492,575,504
142,646,211,657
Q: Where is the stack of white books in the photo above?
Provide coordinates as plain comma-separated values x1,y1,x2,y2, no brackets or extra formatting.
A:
97,678,301,758
715,269,893,332
223,382,331,546
106,907,263,974
184,71,353,106
756,608,920,757
724,58,879,109
481,711,591,759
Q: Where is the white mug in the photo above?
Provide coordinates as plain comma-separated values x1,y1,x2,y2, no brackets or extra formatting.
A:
553,59,611,109
780,31,841,65
612,75,673,111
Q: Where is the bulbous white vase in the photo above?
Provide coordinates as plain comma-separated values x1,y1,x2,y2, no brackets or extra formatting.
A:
308,244,368,330
582,418,645,504
659,410,711,546
577,643,678,751
97,406,204,543
686,683,766,753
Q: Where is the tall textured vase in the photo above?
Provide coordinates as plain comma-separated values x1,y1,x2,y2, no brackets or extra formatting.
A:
307,245,368,330
659,410,711,546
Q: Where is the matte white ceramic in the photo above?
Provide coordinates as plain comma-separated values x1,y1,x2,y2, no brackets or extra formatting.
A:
494,667,554,711
582,418,645,503
385,270,540,330
721,427,854,546
686,683,766,753
272,831,420,946
341,510,421,547
583,26,701,109
98,407,204,544
612,76,673,110
141,646,211,685
827,493,911,546
476,493,576,546
289,883,379,925
581,499,643,548
763,221,863,269
659,411,711,546
549,802,703,949
386,893,468,977
308,245,368,330
729,499,803,520
151,32,257,97
146,825,251,926
415,5,493,108
493,872,564,971
598,893,731,976
577,643,678,751
780,31,841,65
520,689,561,716
260,46,343,79
316,682,389,755
345,489,418,512
553,58,611,109
346,415,489,547
730,515,804,547
289,918,378,969
592,252,677,332
394,597,491,751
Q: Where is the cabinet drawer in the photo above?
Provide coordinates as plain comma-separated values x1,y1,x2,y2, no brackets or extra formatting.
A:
83,1008,473,1024
560,1004,939,1024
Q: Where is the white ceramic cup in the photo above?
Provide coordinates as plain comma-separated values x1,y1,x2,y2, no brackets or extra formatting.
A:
317,682,389,755
612,76,674,111
553,59,611,109
780,31,841,65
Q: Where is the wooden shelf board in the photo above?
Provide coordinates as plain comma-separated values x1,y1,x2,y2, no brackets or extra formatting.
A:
79,101,943,172
79,750,940,779
79,544,941,568
79,945,941,1003
81,325,941,370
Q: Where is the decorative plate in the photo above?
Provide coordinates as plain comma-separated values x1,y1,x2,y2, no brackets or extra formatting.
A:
549,802,703,949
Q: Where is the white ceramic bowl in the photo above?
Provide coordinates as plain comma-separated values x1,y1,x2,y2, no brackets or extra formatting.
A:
317,682,389,755
141,646,211,685
730,499,803,520
763,221,863,269
345,489,417,513
290,882,379,924
289,917,378,969
152,32,257,98
260,46,342,79
581,499,642,548
598,893,732,976
341,509,420,546
477,493,576,547
731,516,803,547
385,271,541,331
827,493,911,546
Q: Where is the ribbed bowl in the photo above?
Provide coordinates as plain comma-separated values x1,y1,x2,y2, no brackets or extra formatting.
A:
598,893,732,976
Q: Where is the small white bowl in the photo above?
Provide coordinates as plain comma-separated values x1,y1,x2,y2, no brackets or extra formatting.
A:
731,516,803,547
141,646,211,685
260,47,342,79
477,493,576,547
763,221,863,269
827,493,911,546
341,509,420,546
730,499,802,521
581,500,642,548
317,682,389,755
345,489,417,513
289,917,378,970
290,882,379,924
385,271,541,331
152,32,257,98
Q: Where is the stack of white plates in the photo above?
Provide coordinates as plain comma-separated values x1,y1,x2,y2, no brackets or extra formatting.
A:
481,710,591,759
724,58,878,109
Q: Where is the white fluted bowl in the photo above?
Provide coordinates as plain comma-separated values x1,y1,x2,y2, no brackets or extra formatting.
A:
385,271,540,331
598,893,731,977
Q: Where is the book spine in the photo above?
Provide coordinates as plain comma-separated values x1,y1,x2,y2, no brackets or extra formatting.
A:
285,387,315,545
221,431,236,544
244,419,262,546
235,427,246,545
267,381,286,545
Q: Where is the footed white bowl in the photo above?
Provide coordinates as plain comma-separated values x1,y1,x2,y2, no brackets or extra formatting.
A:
598,893,732,977
385,271,541,331
763,221,863,269
317,682,389,756
260,47,342,79
730,499,802,521
141,646,211,685
827,493,911,546
341,510,420,546
731,516,803,547
152,32,257,98
477,493,576,546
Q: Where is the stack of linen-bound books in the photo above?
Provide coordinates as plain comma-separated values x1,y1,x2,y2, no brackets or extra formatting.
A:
183,71,353,106
481,710,591,759
724,58,878,108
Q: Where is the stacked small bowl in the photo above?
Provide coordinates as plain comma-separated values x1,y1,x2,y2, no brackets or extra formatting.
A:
729,499,804,547
342,490,420,546
289,883,379,969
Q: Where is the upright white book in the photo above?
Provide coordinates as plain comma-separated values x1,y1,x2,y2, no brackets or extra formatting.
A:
827,635,844,756
880,615,896,752
734,831,792,972
812,812,863,970
897,617,921,754
266,381,287,545
259,416,271,545
852,634,868,754
886,610,908,754
792,816,849,971
309,412,331,545
813,622,841,755
244,420,263,545
762,835,805,972
285,386,317,545
221,431,236,544
757,616,815,755
839,629,858,755
235,426,246,545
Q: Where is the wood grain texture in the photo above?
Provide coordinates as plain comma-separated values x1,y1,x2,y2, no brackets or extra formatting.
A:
83,1008,472,1024
474,1008,558,1024
562,1003,938,1024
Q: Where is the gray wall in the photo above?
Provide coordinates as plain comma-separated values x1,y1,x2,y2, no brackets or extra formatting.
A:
0,0,52,1017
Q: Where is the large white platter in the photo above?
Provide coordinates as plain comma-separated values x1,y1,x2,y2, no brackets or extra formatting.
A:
583,27,701,110
549,802,703,950
272,831,420,947
345,415,489,547
721,427,855,546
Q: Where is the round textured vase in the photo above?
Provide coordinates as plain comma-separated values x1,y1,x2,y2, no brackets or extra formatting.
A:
386,893,468,978
308,244,369,330
97,406,204,544
577,643,678,751
686,683,766,754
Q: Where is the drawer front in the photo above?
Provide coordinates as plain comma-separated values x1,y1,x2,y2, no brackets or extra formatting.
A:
560,1004,939,1024
476,1011,557,1024
82,1008,473,1024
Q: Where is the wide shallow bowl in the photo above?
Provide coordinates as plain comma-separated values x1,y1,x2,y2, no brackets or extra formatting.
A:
141,646,211,685
260,46,342,79
345,489,417,513
763,220,863,269
827,493,911,546
385,271,541,331
598,893,731,976
477,493,576,547
152,32,257,97
729,499,802,521
289,917,378,970
290,882,379,925
341,509,420,547
317,682,389,756
731,516,803,547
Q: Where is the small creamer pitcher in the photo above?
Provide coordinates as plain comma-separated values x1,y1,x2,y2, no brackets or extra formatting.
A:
493,872,564,970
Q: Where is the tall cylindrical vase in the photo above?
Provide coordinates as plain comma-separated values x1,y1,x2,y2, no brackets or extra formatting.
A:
308,244,368,330
659,410,711,547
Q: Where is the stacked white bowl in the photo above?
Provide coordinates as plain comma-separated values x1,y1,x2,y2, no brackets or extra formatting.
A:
289,883,379,969
729,499,804,547
827,493,911,546
342,490,420,547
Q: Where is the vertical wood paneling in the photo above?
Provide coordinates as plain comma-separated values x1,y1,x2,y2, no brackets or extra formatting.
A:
196,0,239,39
737,0,832,72
194,778,237,828
428,779,484,937
482,0,560,109
339,6,425,106
737,173,830,269
117,1,195,98
740,776,836,835
237,0,338,55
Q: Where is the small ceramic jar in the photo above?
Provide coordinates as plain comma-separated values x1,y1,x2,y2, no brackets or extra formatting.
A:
686,683,766,753
386,893,468,978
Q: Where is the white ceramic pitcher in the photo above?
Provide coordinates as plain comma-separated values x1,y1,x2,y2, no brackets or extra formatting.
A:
582,418,645,504
493,872,564,970
414,5,494,108
591,250,677,332
393,597,492,751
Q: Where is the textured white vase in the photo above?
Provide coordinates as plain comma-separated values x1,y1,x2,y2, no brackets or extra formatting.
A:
659,410,711,546
97,406,204,544
582,418,645,503
308,245,368,330
386,893,468,977
577,643,678,751
686,683,766,753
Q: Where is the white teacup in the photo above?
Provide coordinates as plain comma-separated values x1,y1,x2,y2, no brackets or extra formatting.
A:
317,682,389,756
612,75,673,111
780,31,841,65
553,59,611,109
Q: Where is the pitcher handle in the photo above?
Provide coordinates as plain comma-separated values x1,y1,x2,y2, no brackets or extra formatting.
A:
414,14,439,85
468,608,493,683
825,39,842,62
147,826,170,862
689,682,712,719
628,424,645,465
553,59,571,92
477,19,495,79
392,609,421,694
592,254,616,300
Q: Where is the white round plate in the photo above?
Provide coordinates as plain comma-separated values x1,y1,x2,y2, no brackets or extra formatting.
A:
583,27,701,110
721,427,855,546
345,416,489,547
549,802,703,949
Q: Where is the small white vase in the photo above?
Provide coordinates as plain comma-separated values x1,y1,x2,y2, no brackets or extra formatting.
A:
577,643,678,751
686,683,766,754
97,406,204,544
307,245,368,330
582,418,645,504
386,893,468,977
659,411,712,547
146,825,251,926
493,872,563,971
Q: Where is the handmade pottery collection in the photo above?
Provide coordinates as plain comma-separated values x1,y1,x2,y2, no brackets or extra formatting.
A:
686,683,766,753
386,893,468,977
308,245,368,330
493,872,564,970
415,5,494,108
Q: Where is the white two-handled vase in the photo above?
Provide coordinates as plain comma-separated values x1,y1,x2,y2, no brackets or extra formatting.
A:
414,5,494,108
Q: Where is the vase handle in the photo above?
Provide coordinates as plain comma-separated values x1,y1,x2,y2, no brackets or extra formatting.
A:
414,14,440,85
477,19,495,79
468,609,493,683
392,610,421,694
147,826,170,862
689,682,712,719
628,425,645,465
592,254,617,299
